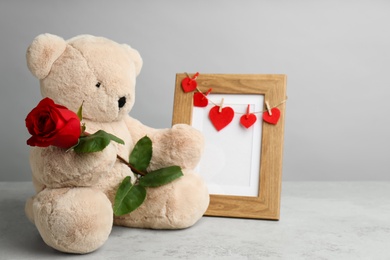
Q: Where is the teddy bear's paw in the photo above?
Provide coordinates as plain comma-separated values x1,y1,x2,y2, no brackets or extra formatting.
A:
32,187,113,254
149,124,205,171
114,171,210,229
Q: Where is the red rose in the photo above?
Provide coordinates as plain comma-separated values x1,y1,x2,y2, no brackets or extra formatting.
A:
25,98,81,148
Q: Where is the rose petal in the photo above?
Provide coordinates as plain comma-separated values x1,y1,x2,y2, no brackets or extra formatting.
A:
42,115,56,133
57,107,80,123
50,107,66,130
52,118,81,148
36,97,55,107
27,135,54,147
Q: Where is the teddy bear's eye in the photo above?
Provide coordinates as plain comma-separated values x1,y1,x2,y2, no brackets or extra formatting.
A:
95,82,101,88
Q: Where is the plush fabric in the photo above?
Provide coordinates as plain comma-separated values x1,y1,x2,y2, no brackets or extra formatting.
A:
25,34,209,254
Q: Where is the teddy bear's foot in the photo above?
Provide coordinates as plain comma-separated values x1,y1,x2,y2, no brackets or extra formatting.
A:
32,187,113,254
114,171,209,229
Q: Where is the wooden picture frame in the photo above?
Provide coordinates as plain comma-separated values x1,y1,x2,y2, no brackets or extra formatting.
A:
172,74,286,220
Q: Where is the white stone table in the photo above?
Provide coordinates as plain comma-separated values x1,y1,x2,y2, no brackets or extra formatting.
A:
1,182,389,259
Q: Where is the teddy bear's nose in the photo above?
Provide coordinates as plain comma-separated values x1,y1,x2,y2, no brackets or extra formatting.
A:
118,96,126,108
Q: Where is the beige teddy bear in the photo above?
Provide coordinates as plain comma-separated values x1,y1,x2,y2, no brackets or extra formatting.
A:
24,33,209,254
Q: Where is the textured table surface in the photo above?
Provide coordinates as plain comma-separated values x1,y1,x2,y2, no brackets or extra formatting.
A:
1,182,389,260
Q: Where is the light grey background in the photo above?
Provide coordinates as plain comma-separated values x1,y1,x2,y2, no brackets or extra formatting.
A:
1,0,389,181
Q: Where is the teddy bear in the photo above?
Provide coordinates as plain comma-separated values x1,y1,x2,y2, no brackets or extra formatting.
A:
24,33,210,254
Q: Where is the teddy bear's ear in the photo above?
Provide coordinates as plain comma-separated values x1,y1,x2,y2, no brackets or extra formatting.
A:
26,34,67,79
122,44,143,76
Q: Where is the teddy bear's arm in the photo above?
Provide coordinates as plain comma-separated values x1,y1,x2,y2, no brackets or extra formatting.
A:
124,115,204,170
30,143,117,188
124,115,160,141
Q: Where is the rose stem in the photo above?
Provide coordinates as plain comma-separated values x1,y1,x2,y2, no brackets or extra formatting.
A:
116,155,146,176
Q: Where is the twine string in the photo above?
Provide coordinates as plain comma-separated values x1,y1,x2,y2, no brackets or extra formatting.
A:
185,72,287,114
195,86,287,114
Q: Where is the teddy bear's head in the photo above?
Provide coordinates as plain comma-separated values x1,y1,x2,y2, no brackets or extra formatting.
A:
26,34,143,122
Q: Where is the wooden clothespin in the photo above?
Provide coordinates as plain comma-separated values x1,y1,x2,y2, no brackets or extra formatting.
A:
265,101,272,116
219,98,224,113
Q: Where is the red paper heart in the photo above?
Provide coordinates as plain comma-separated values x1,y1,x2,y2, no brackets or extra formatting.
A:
181,77,197,93
263,108,280,125
193,92,208,107
209,106,234,131
240,113,257,128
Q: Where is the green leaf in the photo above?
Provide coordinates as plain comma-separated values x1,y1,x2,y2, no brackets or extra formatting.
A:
105,131,125,145
129,136,152,172
139,166,183,187
73,130,124,153
113,176,146,216
77,101,84,121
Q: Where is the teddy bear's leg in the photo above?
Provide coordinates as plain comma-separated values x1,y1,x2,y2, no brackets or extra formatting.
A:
114,170,209,229
25,196,35,224
32,187,113,254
